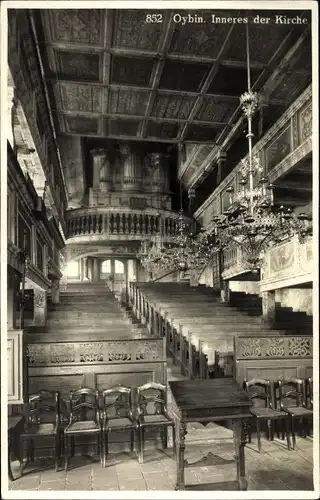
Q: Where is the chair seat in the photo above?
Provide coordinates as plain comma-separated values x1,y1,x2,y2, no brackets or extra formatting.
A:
65,420,100,433
22,423,57,437
104,417,136,431
284,406,313,417
139,414,173,426
250,408,285,418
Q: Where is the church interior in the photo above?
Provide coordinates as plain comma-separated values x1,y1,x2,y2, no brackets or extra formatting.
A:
4,6,316,494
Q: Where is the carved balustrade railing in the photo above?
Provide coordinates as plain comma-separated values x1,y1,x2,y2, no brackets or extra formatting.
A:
65,207,193,241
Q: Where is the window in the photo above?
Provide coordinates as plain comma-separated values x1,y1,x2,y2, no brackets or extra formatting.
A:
115,260,124,274
65,260,80,278
101,260,111,273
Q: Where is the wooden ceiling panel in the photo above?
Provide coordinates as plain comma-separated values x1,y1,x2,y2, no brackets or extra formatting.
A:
146,121,180,139
58,83,103,113
65,116,99,135
185,124,222,142
151,93,196,120
159,60,209,92
271,71,311,102
207,65,262,96
112,10,163,52
223,20,292,64
108,88,150,116
108,118,141,137
168,17,230,59
195,96,238,123
111,55,155,86
49,9,104,46
55,50,101,82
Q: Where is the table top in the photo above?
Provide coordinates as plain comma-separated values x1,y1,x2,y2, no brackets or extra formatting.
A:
169,378,252,411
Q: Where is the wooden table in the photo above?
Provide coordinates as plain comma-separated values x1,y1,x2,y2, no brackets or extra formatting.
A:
8,415,24,481
169,378,252,491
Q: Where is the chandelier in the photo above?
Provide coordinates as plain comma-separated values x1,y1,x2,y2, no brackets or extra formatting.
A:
207,23,312,272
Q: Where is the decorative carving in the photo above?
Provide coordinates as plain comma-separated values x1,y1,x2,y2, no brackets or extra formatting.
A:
51,10,102,44
80,343,104,362
135,341,161,361
288,337,312,357
49,344,75,364
34,291,46,309
108,342,132,362
27,344,47,364
237,339,261,358
265,125,291,172
59,83,102,113
262,338,285,357
299,103,312,142
269,241,294,275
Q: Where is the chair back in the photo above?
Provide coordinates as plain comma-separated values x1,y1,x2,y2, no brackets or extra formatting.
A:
243,379,272,408
101,386,133,421
26,390,60,427
274,378,305,410
306,377,313,408
137,382,167,417
68,388,99,425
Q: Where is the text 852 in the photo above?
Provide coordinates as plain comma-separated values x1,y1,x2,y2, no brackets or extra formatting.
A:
145,14,163,23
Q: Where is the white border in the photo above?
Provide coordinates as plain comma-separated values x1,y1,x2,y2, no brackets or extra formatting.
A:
1,2,319,499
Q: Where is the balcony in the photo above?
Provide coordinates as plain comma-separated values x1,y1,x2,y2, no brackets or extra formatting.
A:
65,207,193,244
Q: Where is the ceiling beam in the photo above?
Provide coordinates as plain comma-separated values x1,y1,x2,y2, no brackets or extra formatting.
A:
140,13,175,139
188,28,311,189
179,18,239,141
275,181,312,192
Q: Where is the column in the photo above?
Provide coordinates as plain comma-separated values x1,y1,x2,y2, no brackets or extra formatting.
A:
92,258,100,283
91,149,113,192
216,151,227,185
149,153,170,196
261,290,276,324
221,280,230,303
87,257,93,282
51,279,60,304
33,289,47,326
83,257,88,280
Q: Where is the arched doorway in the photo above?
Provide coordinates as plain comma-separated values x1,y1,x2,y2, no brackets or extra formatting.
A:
101,259,126,299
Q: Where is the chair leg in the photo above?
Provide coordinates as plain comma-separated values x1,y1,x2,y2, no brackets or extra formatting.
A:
172,425,176,459
256,419,262,452
19,439,24,476
284,418,291,450
162,427,168,449
103,433,109,468
64,433,69,472
55,434,60,472
96,434,100,455
130,429,134,453
138,427,144,464
290,416,296,450
30,440,35,462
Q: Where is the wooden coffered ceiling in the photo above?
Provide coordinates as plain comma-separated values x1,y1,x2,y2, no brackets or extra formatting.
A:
35,8,312,146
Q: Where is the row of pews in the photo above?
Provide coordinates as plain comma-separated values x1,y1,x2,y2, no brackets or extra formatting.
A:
129,282,313,382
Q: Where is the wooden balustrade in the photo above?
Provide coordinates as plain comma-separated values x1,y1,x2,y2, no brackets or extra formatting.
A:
65,208,185,240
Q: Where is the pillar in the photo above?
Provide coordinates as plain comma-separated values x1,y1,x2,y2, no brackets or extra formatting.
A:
83,257,88,280
221,280,230,303
51,279,60,304
149,153,170,197
261,290,276,324
33,289,47,326
92,258,100,283
216,151,227,185
91,149,113,192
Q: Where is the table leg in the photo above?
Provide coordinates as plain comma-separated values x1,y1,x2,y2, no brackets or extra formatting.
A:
175,421,187,490
233,420,247,491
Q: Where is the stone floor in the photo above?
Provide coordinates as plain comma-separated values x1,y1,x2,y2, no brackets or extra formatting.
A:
7,360,315,492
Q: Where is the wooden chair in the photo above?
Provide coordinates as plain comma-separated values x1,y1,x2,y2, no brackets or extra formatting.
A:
274,378,313,450
243,379,291,452
64,388,101,471
20,390,61,474
101,386,138,467
136,382,175,464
